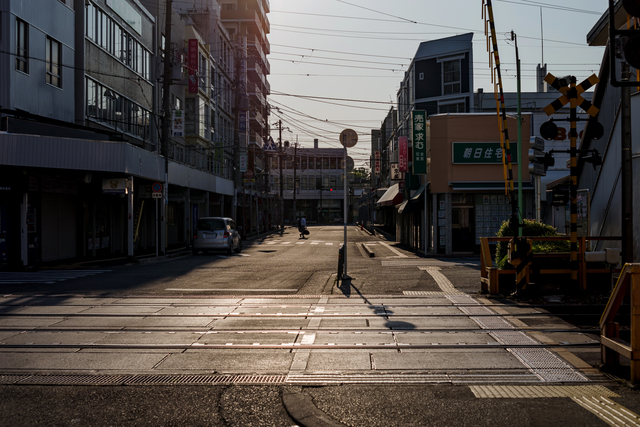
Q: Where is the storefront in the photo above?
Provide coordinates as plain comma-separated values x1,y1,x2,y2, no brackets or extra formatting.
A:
429,113,534,255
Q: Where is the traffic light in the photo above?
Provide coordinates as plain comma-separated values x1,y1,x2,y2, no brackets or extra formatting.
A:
528,137,554,176
609,0,640,85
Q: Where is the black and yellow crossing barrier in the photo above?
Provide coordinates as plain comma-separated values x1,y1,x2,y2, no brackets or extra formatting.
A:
483,0,519,236
542,73,600,285
508,237,533,292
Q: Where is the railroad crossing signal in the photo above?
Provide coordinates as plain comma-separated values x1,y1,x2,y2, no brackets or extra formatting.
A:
541,73,602,286
542,73,600,117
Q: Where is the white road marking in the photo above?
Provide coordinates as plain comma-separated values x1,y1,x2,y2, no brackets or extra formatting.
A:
325,243,334,246
379,242,408,258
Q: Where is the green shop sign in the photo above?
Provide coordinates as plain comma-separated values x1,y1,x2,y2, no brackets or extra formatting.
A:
452,142,518,164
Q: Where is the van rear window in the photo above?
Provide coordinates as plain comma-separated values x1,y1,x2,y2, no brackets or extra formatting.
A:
197,219,225,231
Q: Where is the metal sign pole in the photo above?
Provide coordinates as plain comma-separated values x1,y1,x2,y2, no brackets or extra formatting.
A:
343,143,348,278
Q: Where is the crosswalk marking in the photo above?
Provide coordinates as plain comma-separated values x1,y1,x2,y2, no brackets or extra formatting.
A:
0,270,111,285
325,243,333,246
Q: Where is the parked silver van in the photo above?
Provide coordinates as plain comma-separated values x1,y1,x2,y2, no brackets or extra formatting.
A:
192,217,242,255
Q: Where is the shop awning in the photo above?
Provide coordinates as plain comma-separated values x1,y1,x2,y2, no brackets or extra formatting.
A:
397,200,410,214
410,184,427,202
398,184,429,214
376,183,403,207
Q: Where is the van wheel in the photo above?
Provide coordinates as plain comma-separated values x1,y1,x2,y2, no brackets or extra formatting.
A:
235,240,243,253
227,243,233,255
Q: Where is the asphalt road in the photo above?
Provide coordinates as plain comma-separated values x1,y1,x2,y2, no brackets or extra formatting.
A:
0,225,638,426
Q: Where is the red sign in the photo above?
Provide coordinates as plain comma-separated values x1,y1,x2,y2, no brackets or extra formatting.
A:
375,150,381,175
399,137,408,172
188,39,198,94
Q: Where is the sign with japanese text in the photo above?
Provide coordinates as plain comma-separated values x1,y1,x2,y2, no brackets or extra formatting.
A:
240,154,248,173
398,137,408,172
452,142,518,164
172,110,184,137
412,111,427,174
390,163,401,181
374,151,381,175
188,39,198,94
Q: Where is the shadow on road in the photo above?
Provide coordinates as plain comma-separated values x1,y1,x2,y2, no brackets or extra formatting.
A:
337,277,415,330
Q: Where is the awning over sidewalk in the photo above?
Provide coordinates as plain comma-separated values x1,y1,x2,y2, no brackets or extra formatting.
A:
376,183,403,207
397,184,428,214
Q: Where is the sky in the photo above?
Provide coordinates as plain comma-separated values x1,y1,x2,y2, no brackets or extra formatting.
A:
266,0,610,169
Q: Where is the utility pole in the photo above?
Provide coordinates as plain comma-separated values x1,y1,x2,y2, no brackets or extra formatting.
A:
293,141,298,221
160,0,173,255
278,120,284,230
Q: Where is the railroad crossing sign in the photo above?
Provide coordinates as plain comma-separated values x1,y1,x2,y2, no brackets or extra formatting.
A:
543,73,599,117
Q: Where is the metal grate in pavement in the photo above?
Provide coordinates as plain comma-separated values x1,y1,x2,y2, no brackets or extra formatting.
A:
1,374,284,386
447,294,589,383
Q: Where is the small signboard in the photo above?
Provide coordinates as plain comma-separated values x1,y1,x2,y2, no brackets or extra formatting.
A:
452,142,518,164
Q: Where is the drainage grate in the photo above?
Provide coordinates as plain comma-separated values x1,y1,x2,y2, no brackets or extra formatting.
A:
447,295,589,383
0,374,286,386
470,385,619,399
233,375,286,384
403,291,448,296
18,375,128,385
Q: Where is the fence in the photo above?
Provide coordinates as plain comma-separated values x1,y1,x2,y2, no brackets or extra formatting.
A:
480,236,622,294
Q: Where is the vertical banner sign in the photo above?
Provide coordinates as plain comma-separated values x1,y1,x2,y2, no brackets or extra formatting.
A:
172,110,184,137
375,151,381,175
239,154,248,173
188,39,198,94
398,137,408,172
412,111,427,174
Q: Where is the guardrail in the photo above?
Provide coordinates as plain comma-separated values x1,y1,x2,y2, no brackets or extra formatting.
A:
600,263,640,383
480,236,622,294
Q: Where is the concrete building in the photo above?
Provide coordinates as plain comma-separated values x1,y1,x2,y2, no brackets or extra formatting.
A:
0,0,270,269
580,1,640,261
270,142,346,224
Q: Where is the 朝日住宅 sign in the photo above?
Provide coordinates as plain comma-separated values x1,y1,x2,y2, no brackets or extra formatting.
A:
452,142,518,164
412,111,427,174
374,151,381,175
398,137,408,172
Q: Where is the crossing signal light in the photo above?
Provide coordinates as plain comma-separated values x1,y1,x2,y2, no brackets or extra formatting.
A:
609,0,640,84
540,120,559,140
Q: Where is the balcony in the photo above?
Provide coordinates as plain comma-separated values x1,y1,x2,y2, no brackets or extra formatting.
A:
220,9,269,37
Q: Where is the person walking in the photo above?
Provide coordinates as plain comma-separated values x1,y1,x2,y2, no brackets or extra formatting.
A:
299,216,307,239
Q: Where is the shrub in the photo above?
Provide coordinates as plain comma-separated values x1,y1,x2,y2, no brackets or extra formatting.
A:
495,218,570,269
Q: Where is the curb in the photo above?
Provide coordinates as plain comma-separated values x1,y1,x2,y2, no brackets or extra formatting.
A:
282,390,345,427
363,244,375,257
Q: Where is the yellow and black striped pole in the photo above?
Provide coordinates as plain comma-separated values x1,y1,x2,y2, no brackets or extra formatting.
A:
542,73,599,288
569,76,579,284
484,0,518,229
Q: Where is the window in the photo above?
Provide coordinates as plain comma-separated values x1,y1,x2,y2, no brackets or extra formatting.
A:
315,176,321,190
16,19,28,73
301,176,308,191
323,158,330,169
46,37,62,87
316,157,322,169
438,101,465,114
419,72,424,80
330,158,337,169
442,59,461,95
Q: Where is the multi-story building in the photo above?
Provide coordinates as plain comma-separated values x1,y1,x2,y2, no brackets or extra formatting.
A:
270,141,346,224
0,0,269,269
